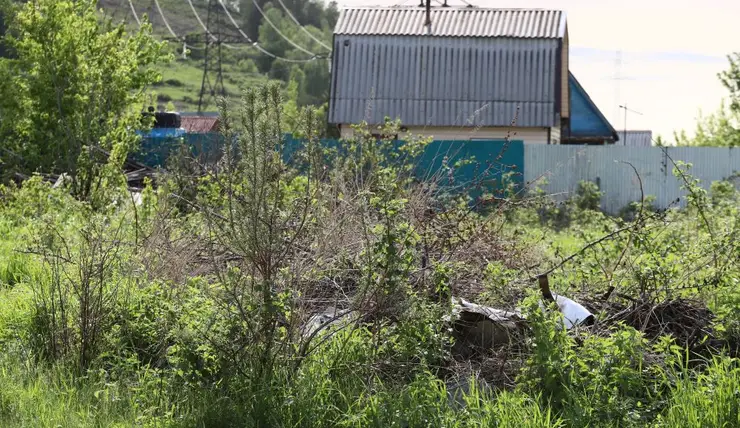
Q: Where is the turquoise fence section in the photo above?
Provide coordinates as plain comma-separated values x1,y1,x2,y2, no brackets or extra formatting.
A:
133,133,525,200
415,139,524,198
282,135,525,200
134,132,224,167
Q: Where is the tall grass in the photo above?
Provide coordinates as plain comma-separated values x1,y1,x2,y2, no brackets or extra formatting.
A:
0,84,739,427
656,357,740,428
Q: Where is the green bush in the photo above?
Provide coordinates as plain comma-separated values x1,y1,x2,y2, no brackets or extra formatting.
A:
619,195,658,222
163,78,184,87
710,179,737,207
518,294,659,426
574,180,603,211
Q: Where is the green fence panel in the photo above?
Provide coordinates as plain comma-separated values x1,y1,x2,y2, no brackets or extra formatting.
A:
282,135,525,202
415,139,524,200
134,132,225,168
133,133,525,202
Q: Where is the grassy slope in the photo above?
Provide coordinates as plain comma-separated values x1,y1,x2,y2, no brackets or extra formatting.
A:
100,0,272,112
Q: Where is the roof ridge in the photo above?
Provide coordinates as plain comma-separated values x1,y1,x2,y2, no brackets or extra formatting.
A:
341,6,565,11
334,7,567,39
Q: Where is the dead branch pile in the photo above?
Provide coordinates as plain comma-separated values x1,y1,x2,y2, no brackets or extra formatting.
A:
601,297,717,350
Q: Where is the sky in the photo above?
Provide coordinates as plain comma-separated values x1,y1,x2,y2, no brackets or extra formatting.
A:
335,0,740,140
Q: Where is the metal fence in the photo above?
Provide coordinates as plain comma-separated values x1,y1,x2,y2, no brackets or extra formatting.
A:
283,135,526,201
523,146,740,213
133,135,738,214
135,133,224,168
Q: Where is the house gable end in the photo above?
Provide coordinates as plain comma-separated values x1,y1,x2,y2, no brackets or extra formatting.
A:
567,72,618,141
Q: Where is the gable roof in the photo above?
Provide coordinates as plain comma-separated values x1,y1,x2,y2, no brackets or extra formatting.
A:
568,72,619,142
181,116,220,133
334,7,567,39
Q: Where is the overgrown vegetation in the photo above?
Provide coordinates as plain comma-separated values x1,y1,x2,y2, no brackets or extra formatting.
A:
0,0,168,195
2,2,740,427
1,83,740,426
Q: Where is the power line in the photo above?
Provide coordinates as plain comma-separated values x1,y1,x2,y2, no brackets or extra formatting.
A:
127,0,324,64
127,0,142,26
186,0,215,41
186,0,238,49
249,0,319,57
131,0,205,56
275,0,332,52
218,0,325,63
152,0,204,50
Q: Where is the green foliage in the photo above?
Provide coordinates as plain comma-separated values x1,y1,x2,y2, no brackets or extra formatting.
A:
1,45,740,426
0,0,168,201
518,295,660,426
655,357,740,427
536,180,603,230
0,4,7,59
619,195,657,222
574,180,603,211
674,52,740,147
719,52,740,114
674,100,740,147
709,178,738,207
28,209,135,371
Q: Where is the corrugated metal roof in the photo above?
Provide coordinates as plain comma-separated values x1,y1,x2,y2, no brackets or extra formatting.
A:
181,116,220,133
334,7,567,39
615,130,652,147
329,35,559,127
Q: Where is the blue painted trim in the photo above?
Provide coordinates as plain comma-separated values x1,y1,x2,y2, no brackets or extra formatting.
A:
568,72,619,141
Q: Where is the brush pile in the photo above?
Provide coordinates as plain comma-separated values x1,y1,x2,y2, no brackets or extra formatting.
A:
600,296,718,351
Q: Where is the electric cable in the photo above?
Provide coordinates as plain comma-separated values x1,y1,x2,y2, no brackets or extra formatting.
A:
218,0,323,63
127,0,142,26
185,0,238,49
275,0,332,51
249,0,319,57
153,0,205,50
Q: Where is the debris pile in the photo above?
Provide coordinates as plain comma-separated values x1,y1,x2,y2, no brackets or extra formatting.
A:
602,297,716,351
301,273,724,371
449,297,526,359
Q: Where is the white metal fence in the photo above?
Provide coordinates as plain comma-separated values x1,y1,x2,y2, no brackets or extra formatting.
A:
523,146,740,213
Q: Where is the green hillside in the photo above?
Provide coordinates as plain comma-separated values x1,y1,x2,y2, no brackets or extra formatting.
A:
97,0,337,112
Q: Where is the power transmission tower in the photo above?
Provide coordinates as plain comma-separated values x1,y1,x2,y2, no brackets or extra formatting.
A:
198,0,226,113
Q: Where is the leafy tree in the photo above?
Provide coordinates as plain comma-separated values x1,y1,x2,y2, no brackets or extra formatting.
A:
674,53,740,147
0,0,167,202
719,53,740,113
255,6,294,72
0,6,6,58
323,1,339,30
238,0,261,42
301,58,330,105
240,0,336,43
674,100,740,148
240,0,332,72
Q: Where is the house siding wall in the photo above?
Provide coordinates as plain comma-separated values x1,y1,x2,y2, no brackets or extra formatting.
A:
561,30,570,119
329,35,560,128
